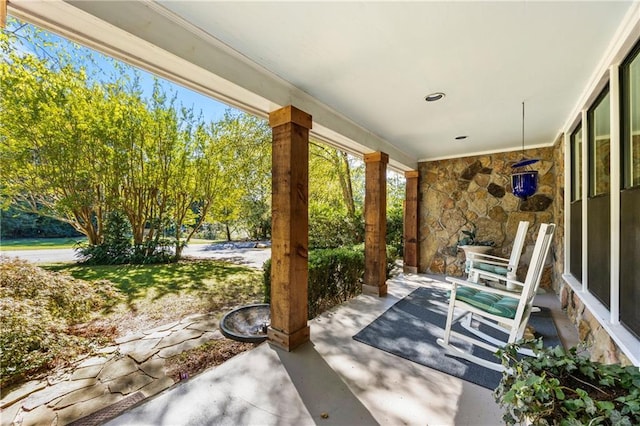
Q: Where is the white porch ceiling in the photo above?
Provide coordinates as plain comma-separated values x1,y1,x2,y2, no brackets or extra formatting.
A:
8,1,638,170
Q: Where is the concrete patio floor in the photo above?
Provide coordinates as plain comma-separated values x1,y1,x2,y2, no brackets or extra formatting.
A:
107,274,579,426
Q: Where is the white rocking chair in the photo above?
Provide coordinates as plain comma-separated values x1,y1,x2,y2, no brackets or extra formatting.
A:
437,223,556,372
467,220,529,288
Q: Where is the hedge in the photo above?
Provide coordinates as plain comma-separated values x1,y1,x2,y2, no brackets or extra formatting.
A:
263,245,397,319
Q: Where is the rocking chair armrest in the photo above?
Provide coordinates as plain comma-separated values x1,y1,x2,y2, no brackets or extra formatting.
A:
467,252,509,262
446,276,523,298
470,268,514,283
468,259,511,268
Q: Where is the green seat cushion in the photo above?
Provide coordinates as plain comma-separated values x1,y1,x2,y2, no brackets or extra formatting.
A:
474,263,509,276
454,287,519,319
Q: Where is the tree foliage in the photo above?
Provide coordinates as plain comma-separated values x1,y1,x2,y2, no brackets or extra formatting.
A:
1,22,245,260
308,143,363,248
0,205,81,238
1,19,406,261
207,111,272,240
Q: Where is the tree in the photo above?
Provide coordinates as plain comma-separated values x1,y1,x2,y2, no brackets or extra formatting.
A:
386,170,406,254
1,21,233,261
308,143,365,248
1,27,111,244
0,205,81,238
207,111,272,240
1,19,404,263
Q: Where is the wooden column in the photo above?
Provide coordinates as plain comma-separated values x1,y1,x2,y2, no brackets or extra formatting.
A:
363,152,388,296
267,105,311,351
1,0,6,29
403,170,420,273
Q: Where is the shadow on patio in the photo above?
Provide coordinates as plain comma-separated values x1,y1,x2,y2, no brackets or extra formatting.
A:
106,273,577,426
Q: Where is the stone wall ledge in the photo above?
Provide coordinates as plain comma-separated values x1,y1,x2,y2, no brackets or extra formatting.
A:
561,274,637,366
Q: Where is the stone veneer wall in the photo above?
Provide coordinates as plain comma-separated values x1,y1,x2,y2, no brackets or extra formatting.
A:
417,138,632,365
418,146,557,283
560,286,632,365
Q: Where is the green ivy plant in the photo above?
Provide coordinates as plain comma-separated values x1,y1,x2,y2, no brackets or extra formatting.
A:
494,339,640,425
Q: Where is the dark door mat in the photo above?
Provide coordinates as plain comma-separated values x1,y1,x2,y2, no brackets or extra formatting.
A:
68,392,145,426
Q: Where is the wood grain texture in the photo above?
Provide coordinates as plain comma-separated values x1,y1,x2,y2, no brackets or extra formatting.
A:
403,170,419,273
268,106,311,351
363,152,388,296
0,0,6,29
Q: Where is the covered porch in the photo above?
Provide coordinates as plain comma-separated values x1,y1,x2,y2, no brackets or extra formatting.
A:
2,1,639,422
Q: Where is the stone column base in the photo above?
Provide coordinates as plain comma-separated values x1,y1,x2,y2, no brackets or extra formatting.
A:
403,265,418,274
267,325,310,352
362,283,388,297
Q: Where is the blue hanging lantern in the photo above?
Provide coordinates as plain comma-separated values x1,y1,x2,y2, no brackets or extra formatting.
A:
512,170,538,199
511,102,539,200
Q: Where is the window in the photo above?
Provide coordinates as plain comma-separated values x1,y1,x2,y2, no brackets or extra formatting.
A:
569,124,583,281
571,125,583,201
563,32,640,365
620,40,640,339
587,86,611,308
622,41,640,189
589,89,611,197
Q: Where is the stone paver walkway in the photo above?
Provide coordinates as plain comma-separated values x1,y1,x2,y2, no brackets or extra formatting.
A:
1,313,224,426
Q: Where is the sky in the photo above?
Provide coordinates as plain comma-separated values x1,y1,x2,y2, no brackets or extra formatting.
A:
6,18,233,125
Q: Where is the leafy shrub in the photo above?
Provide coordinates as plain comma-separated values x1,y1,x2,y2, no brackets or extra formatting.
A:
263,245,397,319
306,247,364,318
386,203,404,255
349,243,399,278
309,206,363,249
78,211,174,265
0,257,121,386
77,210,132,265
494,339,640,426
130,239,174,264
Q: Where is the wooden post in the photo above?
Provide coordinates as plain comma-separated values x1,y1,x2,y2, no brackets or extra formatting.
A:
1,0,7,29
267,105,311,351
403,170,420,273
363,152,388,296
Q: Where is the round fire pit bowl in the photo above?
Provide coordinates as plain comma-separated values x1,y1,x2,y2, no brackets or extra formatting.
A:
219,304,270,344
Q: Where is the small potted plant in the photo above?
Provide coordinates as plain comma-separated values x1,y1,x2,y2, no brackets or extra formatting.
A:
494,339,640,425
457,223,495,258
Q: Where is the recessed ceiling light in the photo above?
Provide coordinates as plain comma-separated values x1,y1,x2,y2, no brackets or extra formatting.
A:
424,92,445,102
455,136,468,140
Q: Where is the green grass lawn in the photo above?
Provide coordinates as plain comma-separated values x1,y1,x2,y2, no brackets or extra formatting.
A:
45,259,264,328
0,237,219,251
188,238,222,245
0,237,88,250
